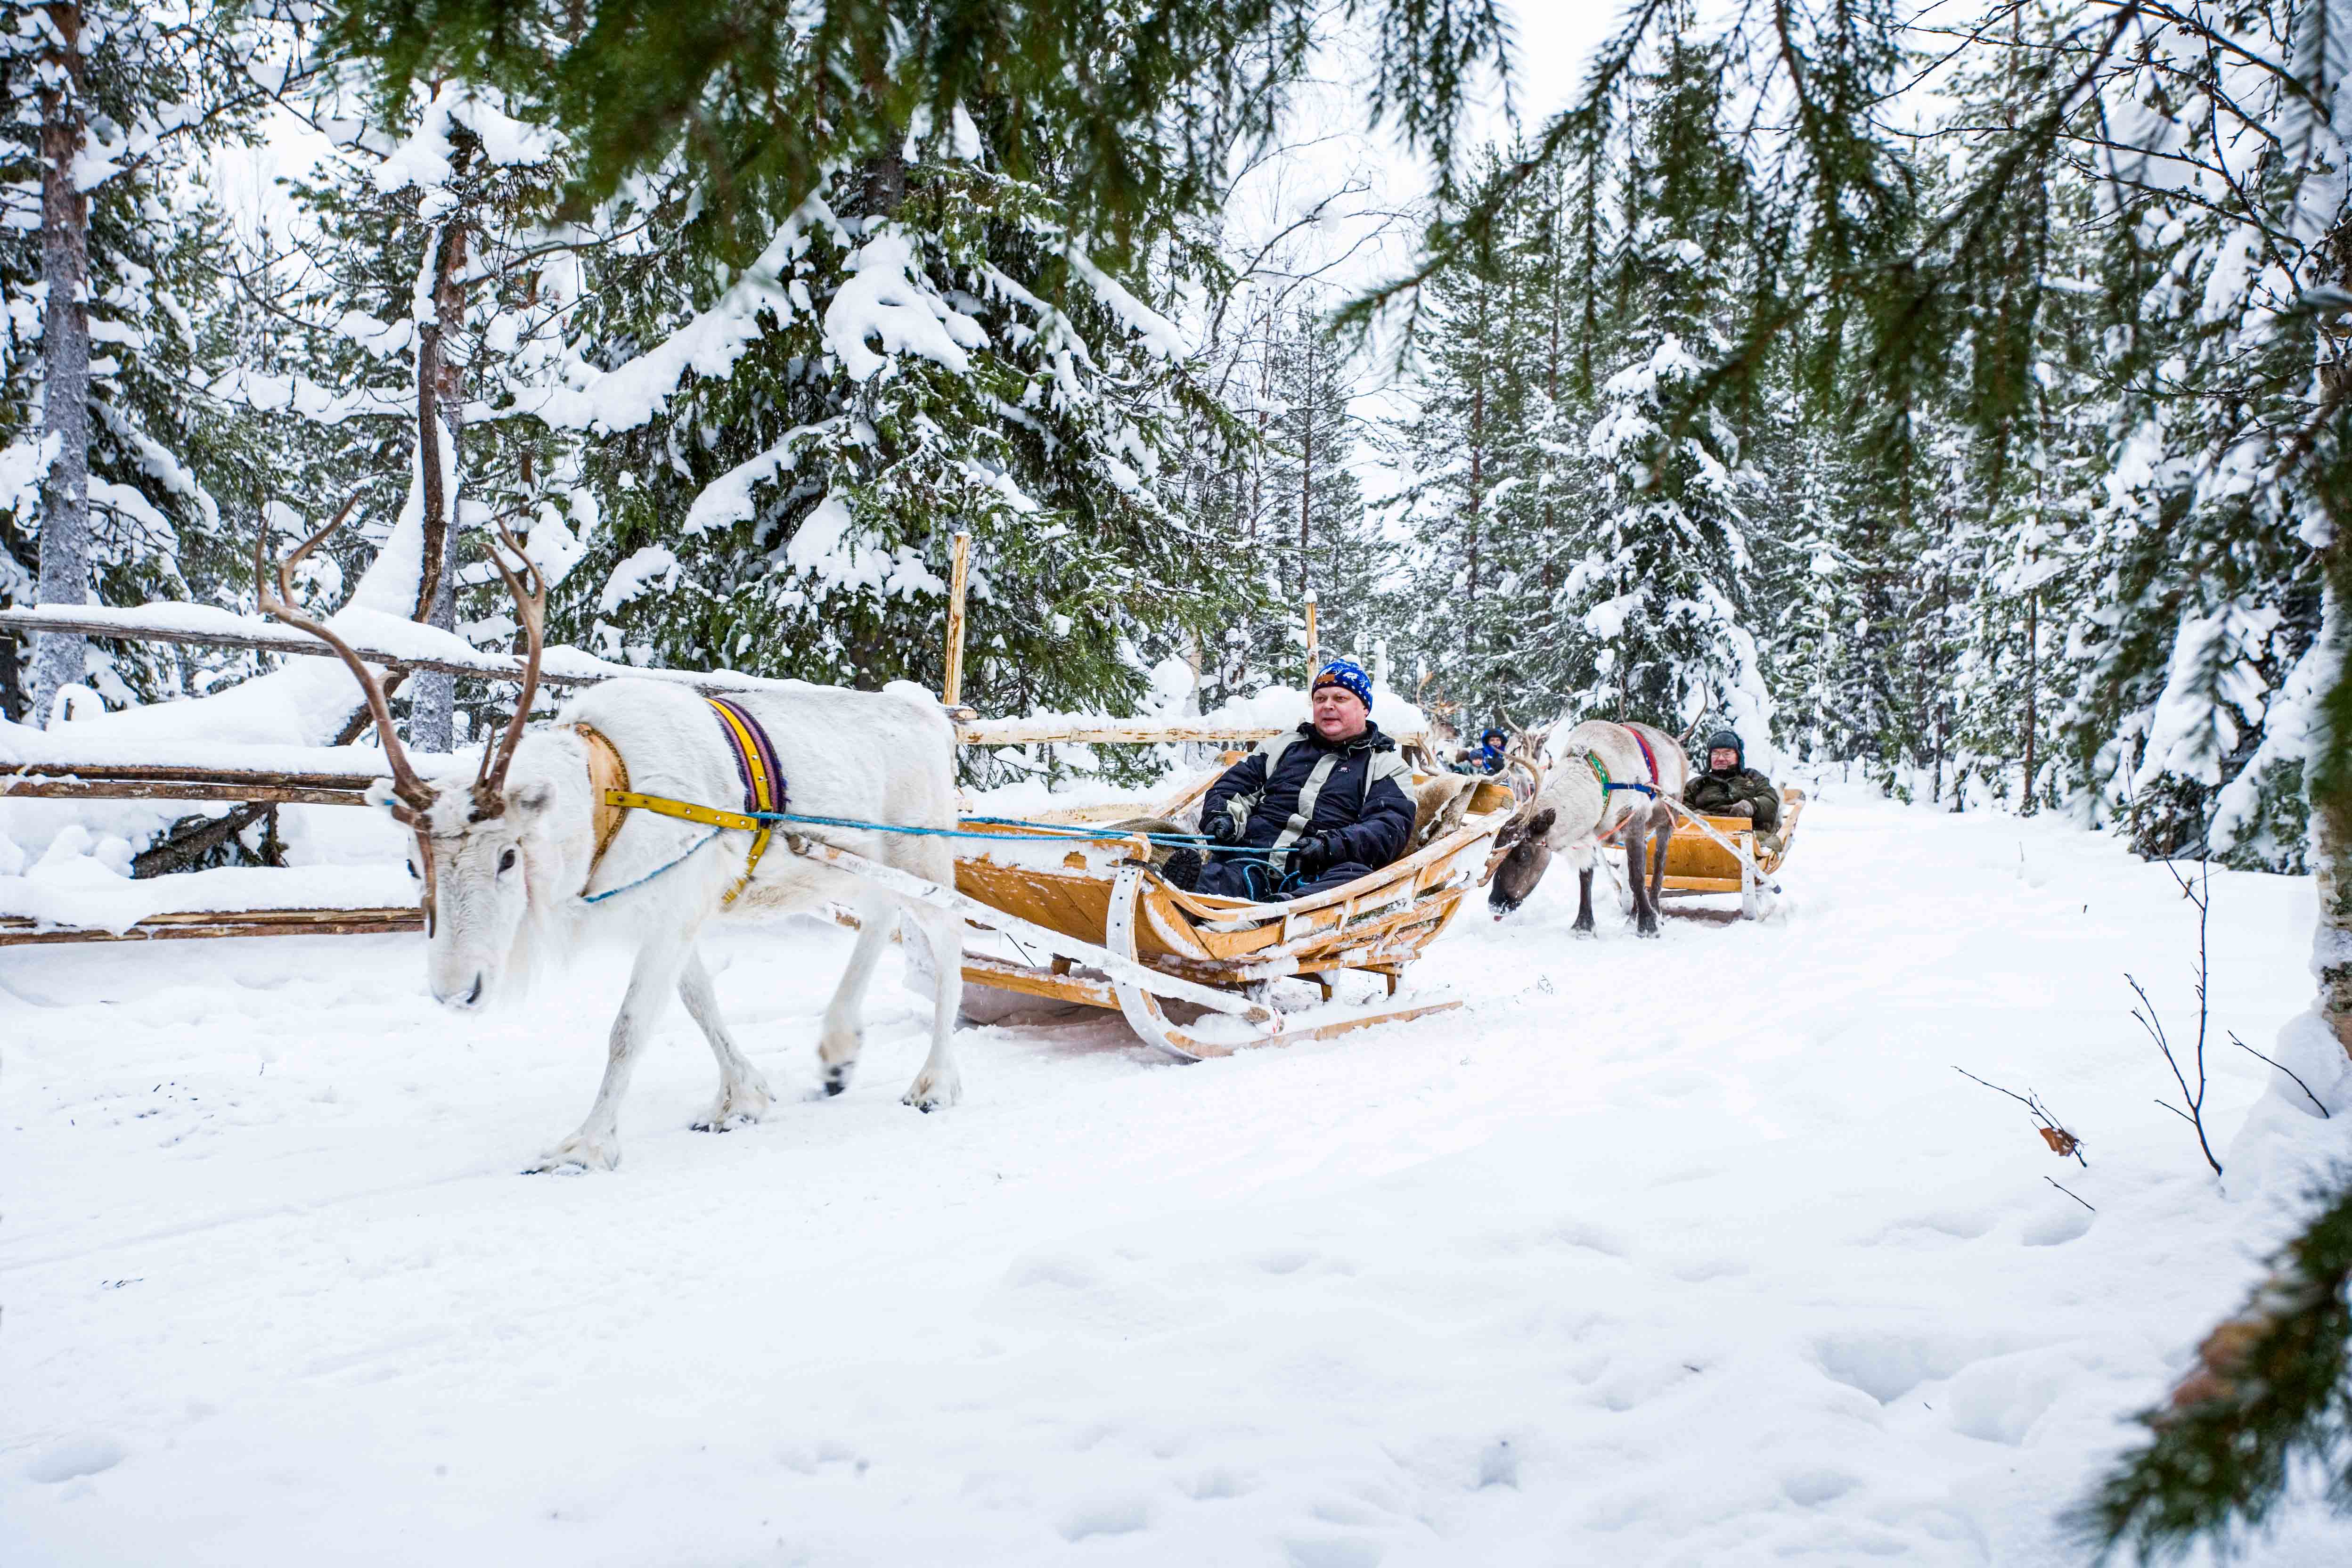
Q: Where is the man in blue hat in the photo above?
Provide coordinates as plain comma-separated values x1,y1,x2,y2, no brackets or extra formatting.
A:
1168,659,1417,900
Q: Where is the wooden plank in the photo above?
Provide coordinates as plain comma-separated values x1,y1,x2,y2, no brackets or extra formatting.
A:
1,762,386,790
0,604,800,697
0,779,370,806
942,530,972,708
961,954,1119,1010
0,907,421,946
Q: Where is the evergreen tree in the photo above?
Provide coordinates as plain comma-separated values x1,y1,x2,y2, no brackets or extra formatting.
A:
0,0,267,721
1565,20,1771,749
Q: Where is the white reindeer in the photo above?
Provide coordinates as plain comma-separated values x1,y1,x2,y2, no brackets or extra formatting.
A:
260,511,964,1172
1485,719,1690,937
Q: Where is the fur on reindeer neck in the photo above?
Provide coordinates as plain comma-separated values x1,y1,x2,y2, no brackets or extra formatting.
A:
496,728,604,991
1539,756,1606,847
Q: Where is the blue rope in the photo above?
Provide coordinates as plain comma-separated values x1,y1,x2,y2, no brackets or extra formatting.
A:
574,809,1297,906
757,808,1232,850
785,810,1299,864
580,827,724,904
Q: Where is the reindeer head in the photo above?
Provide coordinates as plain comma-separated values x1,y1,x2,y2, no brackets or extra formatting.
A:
1485,806,1557,917
260,504,551,1010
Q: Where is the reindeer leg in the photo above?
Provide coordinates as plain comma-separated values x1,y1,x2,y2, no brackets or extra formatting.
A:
1573,864,1597,935
817,889,894,1096
529,935,688,1173
680,947,774,1131
1634,813,1666,939
900,903,964,1113
1650,817,1675,933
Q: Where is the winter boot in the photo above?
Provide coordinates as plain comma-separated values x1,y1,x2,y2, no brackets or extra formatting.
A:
1162,846,1203,891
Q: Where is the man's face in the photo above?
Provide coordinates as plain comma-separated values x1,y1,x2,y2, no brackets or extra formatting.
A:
1709,747,1740,773
1312,685,1370,741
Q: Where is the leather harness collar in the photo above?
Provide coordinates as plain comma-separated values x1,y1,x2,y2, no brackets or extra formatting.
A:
574,723,632,879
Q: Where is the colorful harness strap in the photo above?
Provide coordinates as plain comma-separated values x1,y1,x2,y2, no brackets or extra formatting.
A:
1625,726,1662,793
1584,727,1659,800
706,697,787,904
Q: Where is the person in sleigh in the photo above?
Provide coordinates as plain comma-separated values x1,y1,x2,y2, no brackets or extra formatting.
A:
1166,660,1416,901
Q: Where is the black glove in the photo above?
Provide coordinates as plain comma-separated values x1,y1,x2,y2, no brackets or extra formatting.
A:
1206,812,1244,846
1289,833,1336,878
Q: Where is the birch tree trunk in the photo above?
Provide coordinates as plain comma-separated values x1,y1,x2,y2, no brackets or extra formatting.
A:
409,221,466,751
28,0,90,726
2306,222,2352,1065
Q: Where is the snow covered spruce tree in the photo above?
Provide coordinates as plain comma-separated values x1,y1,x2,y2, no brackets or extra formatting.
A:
505,113,1247,747
317,0,1534,735
1215,302,1385,685
1385,146,1553,727
1565,21,1771,750
0,0,267,722
225,75,581,751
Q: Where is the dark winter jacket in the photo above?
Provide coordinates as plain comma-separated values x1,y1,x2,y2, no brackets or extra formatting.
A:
1687,766,1782,831
1200,721,1417,874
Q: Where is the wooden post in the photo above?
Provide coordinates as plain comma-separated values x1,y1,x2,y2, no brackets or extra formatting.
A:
1303,589,1319,686
943,530,972,708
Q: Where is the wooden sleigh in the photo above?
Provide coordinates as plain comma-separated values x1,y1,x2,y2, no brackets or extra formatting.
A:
1650,786,1808,919
861,768,1523,1060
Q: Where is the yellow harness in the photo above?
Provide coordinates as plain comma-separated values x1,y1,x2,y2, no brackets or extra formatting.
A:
577,699,784,906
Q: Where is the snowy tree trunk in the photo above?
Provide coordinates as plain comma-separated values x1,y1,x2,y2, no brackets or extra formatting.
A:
2020,588,2039,815
1299,330,1312,597
2309,556,2352,1063
2304,225,2352,1066
28,0,91,726
409,223,466,752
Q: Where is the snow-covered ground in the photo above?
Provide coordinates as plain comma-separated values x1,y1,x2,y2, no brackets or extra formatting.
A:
2,787,2342,1565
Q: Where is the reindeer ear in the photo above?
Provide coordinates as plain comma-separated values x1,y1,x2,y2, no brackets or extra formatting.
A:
510,778,555,817
1527,808,1557,839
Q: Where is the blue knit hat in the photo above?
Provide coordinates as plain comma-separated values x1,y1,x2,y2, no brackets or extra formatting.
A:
1312,659,1373,710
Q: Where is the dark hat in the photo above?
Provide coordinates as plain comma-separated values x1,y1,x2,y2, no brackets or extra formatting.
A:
1706,729,1744,768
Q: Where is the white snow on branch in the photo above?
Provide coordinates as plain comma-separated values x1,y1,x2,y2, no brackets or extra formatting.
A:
90,479,176,540
1063,248,1185,359
525,200,833,434
824,232,979,381
2136,603,2280,789
375,81,557,196
779,493,946,600
682,423,830,536
0,433,59,519
210,368,412,425
597,546,682,615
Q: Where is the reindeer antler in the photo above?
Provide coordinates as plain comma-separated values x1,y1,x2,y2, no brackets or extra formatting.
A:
255,497,435,820
470,518,547,818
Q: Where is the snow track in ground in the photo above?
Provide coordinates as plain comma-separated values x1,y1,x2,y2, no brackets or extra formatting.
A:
1,792,2340,1564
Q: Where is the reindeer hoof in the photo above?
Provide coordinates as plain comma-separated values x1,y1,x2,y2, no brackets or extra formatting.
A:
1572,924,1597,939
525,1134,619,1174
692,1082,773,1132
901,1070,962,1112
822,1064,851,1097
